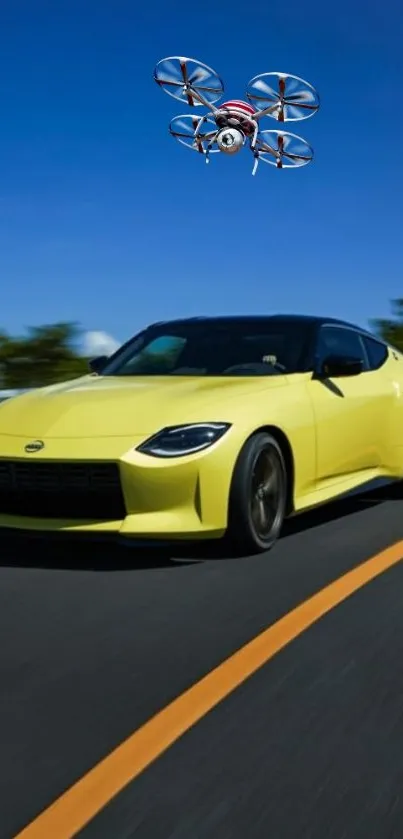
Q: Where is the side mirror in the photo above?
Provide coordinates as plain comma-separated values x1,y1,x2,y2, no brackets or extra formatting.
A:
317,354,364,379
89,355,109,374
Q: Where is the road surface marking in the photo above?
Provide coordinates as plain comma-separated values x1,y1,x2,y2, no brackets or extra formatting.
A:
14,540,403,839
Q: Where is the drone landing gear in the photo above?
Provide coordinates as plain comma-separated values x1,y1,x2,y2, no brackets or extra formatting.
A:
252,152,260,176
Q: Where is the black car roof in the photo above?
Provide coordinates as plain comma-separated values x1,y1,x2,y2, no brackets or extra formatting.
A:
152,314,370,332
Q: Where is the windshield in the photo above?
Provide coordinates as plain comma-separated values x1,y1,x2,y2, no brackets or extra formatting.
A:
101,319,313,377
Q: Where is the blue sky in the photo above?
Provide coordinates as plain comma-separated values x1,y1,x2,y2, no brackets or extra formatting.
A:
1,0,402,346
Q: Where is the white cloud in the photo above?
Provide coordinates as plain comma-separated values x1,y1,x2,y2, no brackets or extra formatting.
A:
82,331,121,357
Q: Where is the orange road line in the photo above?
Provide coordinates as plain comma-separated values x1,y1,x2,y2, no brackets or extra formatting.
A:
14,540,403,839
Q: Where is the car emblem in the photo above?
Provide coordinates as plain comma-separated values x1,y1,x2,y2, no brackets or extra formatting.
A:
24,440,45,453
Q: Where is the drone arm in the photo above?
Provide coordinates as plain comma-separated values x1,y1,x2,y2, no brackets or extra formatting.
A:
193,113,209,134
257,140,278,159
250,121,259,150
250,104,281,120
185,86,219,113
192,114,211,155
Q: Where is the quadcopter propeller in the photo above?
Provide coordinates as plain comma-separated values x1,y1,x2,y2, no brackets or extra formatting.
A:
246,72,320,122
154,56,224,107
169,115,220,154
254,130,314,172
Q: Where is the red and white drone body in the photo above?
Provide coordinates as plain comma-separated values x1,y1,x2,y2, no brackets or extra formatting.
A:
220,101,256,116
153,57,320,175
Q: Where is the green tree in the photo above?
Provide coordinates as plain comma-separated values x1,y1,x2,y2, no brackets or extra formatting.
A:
370,299,403,352
0,322,89,389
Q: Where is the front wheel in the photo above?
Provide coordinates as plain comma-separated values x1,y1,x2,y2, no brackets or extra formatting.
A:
227,432,288,555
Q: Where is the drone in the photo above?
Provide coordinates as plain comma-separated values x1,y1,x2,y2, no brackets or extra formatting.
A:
154,56,320,176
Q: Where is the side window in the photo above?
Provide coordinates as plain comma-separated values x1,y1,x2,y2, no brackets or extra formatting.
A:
316,326,368,369
362,336,388,371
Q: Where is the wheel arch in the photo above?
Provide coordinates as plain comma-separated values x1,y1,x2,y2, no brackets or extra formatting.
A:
249,425,295,516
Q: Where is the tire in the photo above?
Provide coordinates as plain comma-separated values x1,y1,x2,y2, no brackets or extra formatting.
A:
227,432,288,555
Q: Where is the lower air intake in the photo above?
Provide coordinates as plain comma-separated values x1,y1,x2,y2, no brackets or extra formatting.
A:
0,460,126,520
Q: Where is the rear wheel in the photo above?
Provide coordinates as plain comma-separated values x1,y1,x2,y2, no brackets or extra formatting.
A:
227,432,288,555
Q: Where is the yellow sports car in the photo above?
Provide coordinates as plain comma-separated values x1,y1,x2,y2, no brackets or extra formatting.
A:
0,314,402,554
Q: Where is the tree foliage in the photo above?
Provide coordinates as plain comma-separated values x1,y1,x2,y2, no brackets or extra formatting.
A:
370,299,403,352
0,322,89,389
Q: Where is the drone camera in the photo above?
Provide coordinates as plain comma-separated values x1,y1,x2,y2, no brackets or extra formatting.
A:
216,127,244,154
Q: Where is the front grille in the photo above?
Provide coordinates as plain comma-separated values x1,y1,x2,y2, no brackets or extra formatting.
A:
0,460,126,519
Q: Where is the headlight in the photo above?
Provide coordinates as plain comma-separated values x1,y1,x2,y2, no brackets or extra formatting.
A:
136,422,231,458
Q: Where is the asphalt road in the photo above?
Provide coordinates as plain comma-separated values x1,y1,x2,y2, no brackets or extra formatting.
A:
2,484,403,838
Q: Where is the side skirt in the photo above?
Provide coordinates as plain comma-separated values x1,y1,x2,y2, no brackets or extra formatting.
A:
288,475,402,519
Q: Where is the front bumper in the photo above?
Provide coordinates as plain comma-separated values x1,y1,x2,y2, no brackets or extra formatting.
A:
0,432,235,541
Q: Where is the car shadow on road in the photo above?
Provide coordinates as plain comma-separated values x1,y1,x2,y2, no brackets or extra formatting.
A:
282,489,389,539
0,482,400,571
0,534,181,571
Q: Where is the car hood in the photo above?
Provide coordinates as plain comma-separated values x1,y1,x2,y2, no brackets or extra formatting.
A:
0,374,288,439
